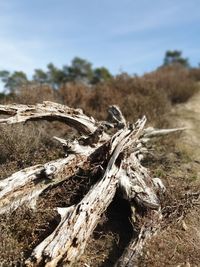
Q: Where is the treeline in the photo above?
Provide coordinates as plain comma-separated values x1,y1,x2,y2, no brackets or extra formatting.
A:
0,50,198,92
0,50,200,107
0,57,112,93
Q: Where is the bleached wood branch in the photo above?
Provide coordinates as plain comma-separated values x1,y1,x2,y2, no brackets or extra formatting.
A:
0,155,87,214
119,153,160,209
0,101,97,134
143,126,186,138
53,136,97,156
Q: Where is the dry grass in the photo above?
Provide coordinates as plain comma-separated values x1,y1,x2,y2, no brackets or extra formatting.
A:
140,210,200,267
138,135,200,267
0,122,62,179
57,74,170,127
0,206,59,266
86,74,170,126
189,67,200,82
12,84,60,104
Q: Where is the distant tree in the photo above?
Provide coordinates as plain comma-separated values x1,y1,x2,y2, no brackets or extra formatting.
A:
0,57,112,91
33,69,48,84
91,67,112,84
0,92,5,99
47,63,66,89
66,57,93,84
0,70,10,86
0,70,28,93
163,50,189,67
0,71,11,92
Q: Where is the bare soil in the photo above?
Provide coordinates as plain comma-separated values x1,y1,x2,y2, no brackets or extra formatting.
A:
171,88,200,172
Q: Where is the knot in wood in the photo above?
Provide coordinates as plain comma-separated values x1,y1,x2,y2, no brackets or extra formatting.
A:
44,164,57,178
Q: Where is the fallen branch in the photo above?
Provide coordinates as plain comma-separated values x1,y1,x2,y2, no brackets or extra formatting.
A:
0,102,184,266
0,101,97,134
26,117,153,266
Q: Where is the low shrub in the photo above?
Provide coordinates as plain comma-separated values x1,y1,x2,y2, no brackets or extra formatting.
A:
58,74,171,126
87,74,170,126
145,65,198,103
12,84,60,105
189,67,200,82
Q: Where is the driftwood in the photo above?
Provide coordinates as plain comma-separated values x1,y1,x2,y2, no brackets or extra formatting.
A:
0,101,184,266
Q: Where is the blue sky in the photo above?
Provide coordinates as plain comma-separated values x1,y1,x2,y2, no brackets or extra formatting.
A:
0,0,199,77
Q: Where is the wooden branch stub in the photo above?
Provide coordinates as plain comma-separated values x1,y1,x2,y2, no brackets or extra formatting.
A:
144,126,186,138
108,105,127,129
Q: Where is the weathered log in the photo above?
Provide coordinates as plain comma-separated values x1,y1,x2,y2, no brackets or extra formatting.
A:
0,102,184,266
26,121,146,266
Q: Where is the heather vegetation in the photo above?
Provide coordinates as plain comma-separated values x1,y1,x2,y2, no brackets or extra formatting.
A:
0,50,200,266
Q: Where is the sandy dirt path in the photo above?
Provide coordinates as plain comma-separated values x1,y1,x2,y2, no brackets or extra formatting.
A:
171,89,200,178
